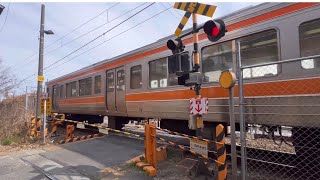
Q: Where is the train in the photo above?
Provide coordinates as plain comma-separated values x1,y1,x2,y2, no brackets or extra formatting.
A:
47,2,320,140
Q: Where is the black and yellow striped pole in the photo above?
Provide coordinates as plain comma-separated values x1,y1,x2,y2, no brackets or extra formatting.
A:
36,117,42,137
215,124,227,180
30,117,37,137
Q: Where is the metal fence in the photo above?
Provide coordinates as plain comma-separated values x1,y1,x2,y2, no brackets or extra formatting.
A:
25,86,37,116
237,54,320,180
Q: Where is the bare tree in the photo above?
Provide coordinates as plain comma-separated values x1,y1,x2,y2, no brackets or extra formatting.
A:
0,59,16,99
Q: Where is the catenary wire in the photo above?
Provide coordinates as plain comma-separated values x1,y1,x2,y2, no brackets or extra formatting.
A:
166,2,192,27
44,3,155,70
12,3,149,72
18,2,156,84
11,2,120,70
20,5,171,83
44,2,120,49
160,3,180,23
45,5,171,76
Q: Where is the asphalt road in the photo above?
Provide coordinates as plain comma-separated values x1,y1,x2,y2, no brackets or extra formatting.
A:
0,134,152,180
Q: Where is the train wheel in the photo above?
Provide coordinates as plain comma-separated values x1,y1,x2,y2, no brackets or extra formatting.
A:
292,127,320,179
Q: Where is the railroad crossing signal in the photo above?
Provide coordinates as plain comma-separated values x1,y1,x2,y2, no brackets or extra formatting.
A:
167,38,184,54
203,19,227,42
173,2,217,37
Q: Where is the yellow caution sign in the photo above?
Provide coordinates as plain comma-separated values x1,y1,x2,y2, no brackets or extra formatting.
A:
219,70,236,89
37,76,44,82
40,97,51,115
46,97,51,115
173,2,217,37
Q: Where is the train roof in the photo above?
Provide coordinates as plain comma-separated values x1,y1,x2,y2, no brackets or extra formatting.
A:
48,2,296,85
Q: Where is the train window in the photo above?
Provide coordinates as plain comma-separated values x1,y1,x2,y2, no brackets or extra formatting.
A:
149,57,167,88
94,75,101,94
79,77,92,96
237,29,279,78
107,72,114,92
66,81,77,97
117,70,125,91
59,85,64,98
130,65,142,89
299,19,320,69
201,41,233,82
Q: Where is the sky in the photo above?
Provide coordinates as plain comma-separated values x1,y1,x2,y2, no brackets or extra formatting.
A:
0,2,260,94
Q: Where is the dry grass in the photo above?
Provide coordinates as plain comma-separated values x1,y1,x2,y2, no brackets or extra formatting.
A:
0,95,33,145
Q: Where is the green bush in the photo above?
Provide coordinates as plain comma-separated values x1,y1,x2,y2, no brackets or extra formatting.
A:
1,137,13,145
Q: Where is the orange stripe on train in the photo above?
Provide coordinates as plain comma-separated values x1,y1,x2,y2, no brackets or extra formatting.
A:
59,96,104,105
47,3,319,86
126,78,320,102
57,78,320,105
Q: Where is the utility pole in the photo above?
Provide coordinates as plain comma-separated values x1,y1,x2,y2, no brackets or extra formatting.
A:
35,4,53,141
35,4,45,120
35,4,54,120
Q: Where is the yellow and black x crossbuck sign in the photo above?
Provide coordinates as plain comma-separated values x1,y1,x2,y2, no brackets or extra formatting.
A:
173,2,217,37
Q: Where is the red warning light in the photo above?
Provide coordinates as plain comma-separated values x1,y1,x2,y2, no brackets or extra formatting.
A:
203,19,227,42
212,26,220,37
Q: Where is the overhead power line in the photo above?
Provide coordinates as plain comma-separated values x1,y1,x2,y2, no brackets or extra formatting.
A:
160,3,180,22
18,2,156,84
21,4,171,83
11,2,120,70
12,2,147,72
165,2,192,27
0,2,10,33
45,2,120,49
44,2,155,70
45,5,172,77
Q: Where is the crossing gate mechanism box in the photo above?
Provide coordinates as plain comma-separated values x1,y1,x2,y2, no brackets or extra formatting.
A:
190,139,208,157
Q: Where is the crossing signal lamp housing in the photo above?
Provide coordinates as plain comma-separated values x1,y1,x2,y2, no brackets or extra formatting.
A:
167,39,184,54
203,19,227,42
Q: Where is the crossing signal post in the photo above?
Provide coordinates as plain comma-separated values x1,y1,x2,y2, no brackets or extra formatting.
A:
167,3,226,131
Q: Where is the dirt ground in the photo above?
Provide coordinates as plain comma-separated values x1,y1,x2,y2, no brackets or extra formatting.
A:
0,141,57,156
100,146,219,180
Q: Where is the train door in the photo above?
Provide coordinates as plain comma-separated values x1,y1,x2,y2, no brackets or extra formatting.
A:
106,69,116,112
115,66,126,113
52,85,59,111
106,66,127,115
